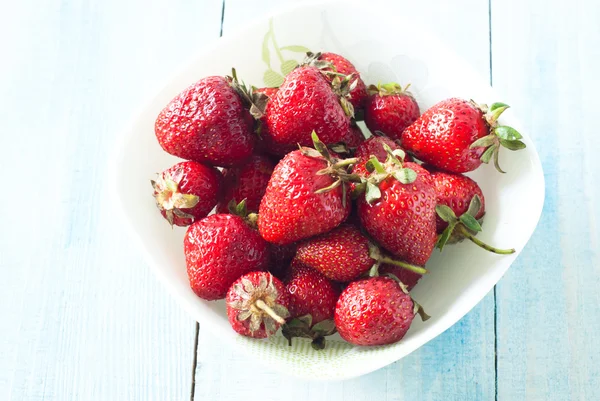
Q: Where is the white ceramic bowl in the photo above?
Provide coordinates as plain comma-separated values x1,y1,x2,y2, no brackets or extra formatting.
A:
110,1,544,380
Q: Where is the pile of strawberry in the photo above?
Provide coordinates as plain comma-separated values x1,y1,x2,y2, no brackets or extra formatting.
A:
151,52,525,349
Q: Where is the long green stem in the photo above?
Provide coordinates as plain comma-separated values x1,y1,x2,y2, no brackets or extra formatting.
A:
458,225,515,255
379,257,427,275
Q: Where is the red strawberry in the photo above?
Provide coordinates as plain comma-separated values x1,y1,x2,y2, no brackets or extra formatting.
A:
155,76,255,167
267,243,297,280
258,133,355,245
216,154,275,214
341,124,366,148
364,83,420,141
226,271,290,338
256,87,278,99
429,170,485,233
401,98,526,173
379,264,422,291
184,214,268,300
264,66,350,148
285,264,338,324
295,224,426,282
151,161,222,227
358,159,437,266
430,170,515,254
355,135,413,163
318,52,368,109
334,276,427,346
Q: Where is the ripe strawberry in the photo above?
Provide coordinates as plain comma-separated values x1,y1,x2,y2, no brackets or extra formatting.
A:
152,161,222,227
256,87,278,99
258,133,355,245
431,170,515,254
364,83,420,141
285,264,338,324
355,135,413,164
184,213,268,300
155,75,255,167
226,271,290,338
341,124,366,148
264,66,350,148
401,98,526,173
334,276,427,346
379,264,422,291
357,158,437,266
295,224,426,282
317,52,368,109
216,154,275,214
429,170,485,233
267,243,297,280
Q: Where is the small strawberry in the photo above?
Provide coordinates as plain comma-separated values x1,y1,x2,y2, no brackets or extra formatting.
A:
357,148,437,266
334,276,428,346
355,135,413,164
379,264,422,291
184,213,268,300
226,271,290,338
401,99,526,173
281,264,339,349
267,243,297,280
152,161,223,227
216,154,275,214
364,83,420,141
313,52,368,110
155,75,255,167
431,171,515,254
295,224,426,282
264,66,350,149
258,132,358,245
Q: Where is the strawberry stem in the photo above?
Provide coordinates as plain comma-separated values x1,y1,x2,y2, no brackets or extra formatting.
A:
457,225,515,255
255,299,286,324
379,257,427,275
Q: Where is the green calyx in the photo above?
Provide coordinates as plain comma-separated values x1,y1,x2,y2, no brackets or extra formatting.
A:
372,271,430,321
367,82,413,97
469,101,526,173
281,315,337,350
151,168,200,227
227,68,269,120
435,195,515,254
359,144,417,205
226,198,259,228
300,131,361,207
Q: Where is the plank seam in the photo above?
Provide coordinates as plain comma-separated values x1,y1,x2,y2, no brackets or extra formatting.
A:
190,322,200,401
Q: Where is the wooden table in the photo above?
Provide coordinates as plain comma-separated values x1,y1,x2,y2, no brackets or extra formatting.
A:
1,0,599,399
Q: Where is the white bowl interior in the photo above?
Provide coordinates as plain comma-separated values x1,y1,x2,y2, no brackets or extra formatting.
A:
110,2,544,380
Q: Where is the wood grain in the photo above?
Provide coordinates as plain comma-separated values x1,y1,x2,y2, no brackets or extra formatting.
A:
0,1,222,399
491,0,600,399
194,1,496,399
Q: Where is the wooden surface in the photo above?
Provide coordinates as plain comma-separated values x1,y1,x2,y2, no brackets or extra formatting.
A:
0,0,598,400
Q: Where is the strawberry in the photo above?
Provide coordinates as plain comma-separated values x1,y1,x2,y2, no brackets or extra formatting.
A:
401,98,526,173
216,154,275,214
155,75,255,167
152,161,222,227
264,66,350,149
334,276,428,346
295,224,426,282
355,135,413,164
364,83,420,141
379,264,422,291
281,263,339,349
226,271,290,338
285,264,338,323
341,123,366,148
357,153,437,266
256,86,278,99
184,213,268,300
316,52,368,109
431,170,515,254
267,243,297,280
258,133,356,245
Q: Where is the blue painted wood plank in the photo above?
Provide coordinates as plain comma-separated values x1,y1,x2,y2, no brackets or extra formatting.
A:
194,1,495,399
492,0,600,399
0,1,223,399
